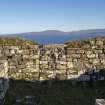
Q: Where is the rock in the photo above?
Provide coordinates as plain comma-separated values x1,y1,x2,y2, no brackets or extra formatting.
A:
92,59,100,65
95,99,105,105
0,78,9,104
67,62,74,68
87,53,96,58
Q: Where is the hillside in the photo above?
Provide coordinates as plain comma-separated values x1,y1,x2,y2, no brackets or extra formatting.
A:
0,29,105,44
0,37,38,45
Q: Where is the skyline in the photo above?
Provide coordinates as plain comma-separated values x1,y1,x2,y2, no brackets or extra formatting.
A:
0,0,105,34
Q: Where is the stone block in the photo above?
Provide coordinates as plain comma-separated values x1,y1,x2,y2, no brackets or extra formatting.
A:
10,46,20,50
10,49,16,54
96,40,103,46
94,50,103,54
56,73,67,80
100,59,105,64
87,54,96,58
76,50,84,54
67,62,74,68
98,54,105,59
71,54,81,58
92,59,100,65
66,48,76,53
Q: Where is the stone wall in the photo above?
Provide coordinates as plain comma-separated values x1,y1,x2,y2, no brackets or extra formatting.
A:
0,37,105,81
0,78,9,104
0,45,40,81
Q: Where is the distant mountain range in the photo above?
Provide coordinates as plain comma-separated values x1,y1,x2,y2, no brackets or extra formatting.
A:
0,29,105,44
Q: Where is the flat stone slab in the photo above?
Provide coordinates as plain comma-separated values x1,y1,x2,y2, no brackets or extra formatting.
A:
96,99,105,105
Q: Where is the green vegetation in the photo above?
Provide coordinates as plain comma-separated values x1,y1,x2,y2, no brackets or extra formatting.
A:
65,40,81,48
0,37,38,45
5,80,105,105
65,38,95,48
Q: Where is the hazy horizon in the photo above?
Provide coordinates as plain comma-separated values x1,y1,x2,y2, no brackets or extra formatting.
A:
0,28,105,35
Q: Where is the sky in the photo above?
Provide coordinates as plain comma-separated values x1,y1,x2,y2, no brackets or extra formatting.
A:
0,0,105,34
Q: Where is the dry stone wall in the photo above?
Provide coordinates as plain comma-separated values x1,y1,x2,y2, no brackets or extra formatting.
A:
0,78,9,104
0,37,105,81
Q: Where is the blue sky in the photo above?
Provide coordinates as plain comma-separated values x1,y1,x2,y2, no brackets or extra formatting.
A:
0,0,105,34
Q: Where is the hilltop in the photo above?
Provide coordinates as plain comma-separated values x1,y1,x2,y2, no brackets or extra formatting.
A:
0,29,105,44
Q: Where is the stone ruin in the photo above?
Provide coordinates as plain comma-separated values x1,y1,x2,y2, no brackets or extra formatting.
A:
0,37,105,104
0,60,9,105
0,37,105,81
0,78,9,105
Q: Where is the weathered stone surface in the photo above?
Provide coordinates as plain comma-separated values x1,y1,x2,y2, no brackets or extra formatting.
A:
92,59,100,65
67,62,74,68
0,37,105,82
76,50,84,54
0,78,9,104
95,99,105,105
87,53,96,58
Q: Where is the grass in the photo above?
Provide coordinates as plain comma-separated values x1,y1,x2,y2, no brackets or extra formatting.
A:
5,80,105,105
65,38,95,48
0,37,38,45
